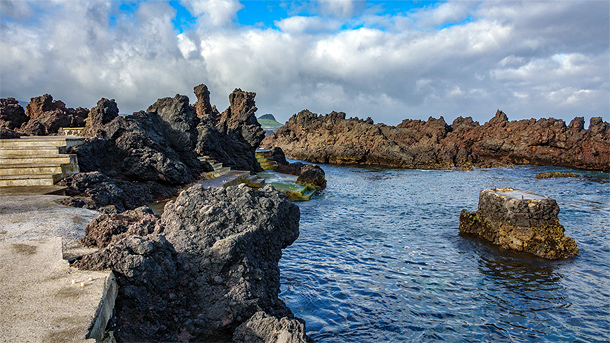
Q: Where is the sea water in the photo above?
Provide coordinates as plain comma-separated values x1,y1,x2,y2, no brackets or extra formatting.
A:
279,164,610,342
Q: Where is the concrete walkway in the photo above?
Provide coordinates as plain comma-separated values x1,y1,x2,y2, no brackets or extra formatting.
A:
0,192,116,342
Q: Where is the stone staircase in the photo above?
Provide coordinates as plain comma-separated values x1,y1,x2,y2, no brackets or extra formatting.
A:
255,149,278,170
0,136,84,187
200,156,231,180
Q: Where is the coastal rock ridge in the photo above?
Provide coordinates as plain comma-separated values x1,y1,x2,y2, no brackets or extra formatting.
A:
261,109,609,171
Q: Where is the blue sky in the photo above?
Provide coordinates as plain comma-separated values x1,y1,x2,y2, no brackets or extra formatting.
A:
1,0,608,125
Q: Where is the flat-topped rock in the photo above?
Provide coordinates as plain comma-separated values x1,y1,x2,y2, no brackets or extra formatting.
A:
459,188,578,259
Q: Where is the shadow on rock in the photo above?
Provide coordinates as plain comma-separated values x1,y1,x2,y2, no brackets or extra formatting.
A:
73,184,311,342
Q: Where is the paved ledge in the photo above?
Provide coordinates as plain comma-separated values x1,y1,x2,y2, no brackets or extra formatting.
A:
0,193,115,342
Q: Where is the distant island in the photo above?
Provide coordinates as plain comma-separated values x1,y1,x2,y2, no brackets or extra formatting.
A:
257,114,283,135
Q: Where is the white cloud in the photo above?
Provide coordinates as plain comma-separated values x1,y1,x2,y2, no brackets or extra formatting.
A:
0,0,607,126
317,0,355,17
275,16,342,33
180,0,243,27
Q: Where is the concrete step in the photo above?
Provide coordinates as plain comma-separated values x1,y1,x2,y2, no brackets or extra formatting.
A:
0,146,64,156
0,174,59,187
0,154,77,166
0,136,85,149
202,166,231,180
0,163,79,177
212,162,223,170
0,237,116,342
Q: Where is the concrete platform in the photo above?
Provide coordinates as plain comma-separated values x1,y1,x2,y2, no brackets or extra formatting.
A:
0,238,116,343
0,194,116,342
0,185,67,196
197,170,250,188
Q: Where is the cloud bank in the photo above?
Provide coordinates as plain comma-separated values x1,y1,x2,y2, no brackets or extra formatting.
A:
1,0,608,125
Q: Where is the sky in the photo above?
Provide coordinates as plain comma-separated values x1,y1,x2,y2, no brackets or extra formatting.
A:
0,0,608,126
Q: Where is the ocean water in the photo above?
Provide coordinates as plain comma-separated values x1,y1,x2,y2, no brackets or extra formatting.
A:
279,164,610,342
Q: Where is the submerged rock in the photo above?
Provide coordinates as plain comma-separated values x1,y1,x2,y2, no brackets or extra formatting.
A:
73,184,308,342
459,188,578,259
535,172,580,179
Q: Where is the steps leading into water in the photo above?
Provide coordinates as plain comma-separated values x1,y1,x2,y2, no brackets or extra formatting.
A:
0,136,83,187
255,149,278,170
199,156,232,180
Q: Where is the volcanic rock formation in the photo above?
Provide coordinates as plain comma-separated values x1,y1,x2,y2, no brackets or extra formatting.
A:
261,110,610,171
459,188,578,259
73,184,309,342
0,98,28,129
195,87,266,172
21,94,89,135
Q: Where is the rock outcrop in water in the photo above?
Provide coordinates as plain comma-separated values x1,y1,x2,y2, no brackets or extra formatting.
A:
459,188,578,259
261,110,610,171
73,184,310,342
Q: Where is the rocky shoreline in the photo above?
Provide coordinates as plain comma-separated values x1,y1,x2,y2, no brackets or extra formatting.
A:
261,110,609,172
1,86,313,342
73,184,310,342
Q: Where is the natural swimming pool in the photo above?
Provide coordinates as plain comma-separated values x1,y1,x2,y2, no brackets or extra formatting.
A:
280,164,610,342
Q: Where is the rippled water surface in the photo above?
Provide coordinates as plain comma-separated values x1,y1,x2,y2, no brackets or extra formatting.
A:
279,164,610,342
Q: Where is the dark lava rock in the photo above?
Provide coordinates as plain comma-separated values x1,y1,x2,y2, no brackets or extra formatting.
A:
233,311,310,343
72,234,185,341
271,147,289,166
147,94,203,173
195,87,266,173
81,206,159,249
20,94,88,135
261,109,610,172
296,164,326,190
459,188,578,259
82,98,119,137
73,184,308,342
0,98,28,129
194,83,218,121
0,127,21,139
71,110,205,184
58,171,178,213
276,162,304,176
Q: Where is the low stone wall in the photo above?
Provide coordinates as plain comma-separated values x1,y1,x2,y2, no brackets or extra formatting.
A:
459,188,578,259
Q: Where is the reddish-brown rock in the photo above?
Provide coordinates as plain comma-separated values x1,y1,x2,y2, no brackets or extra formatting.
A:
20,94,88,135
261,109,609,171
